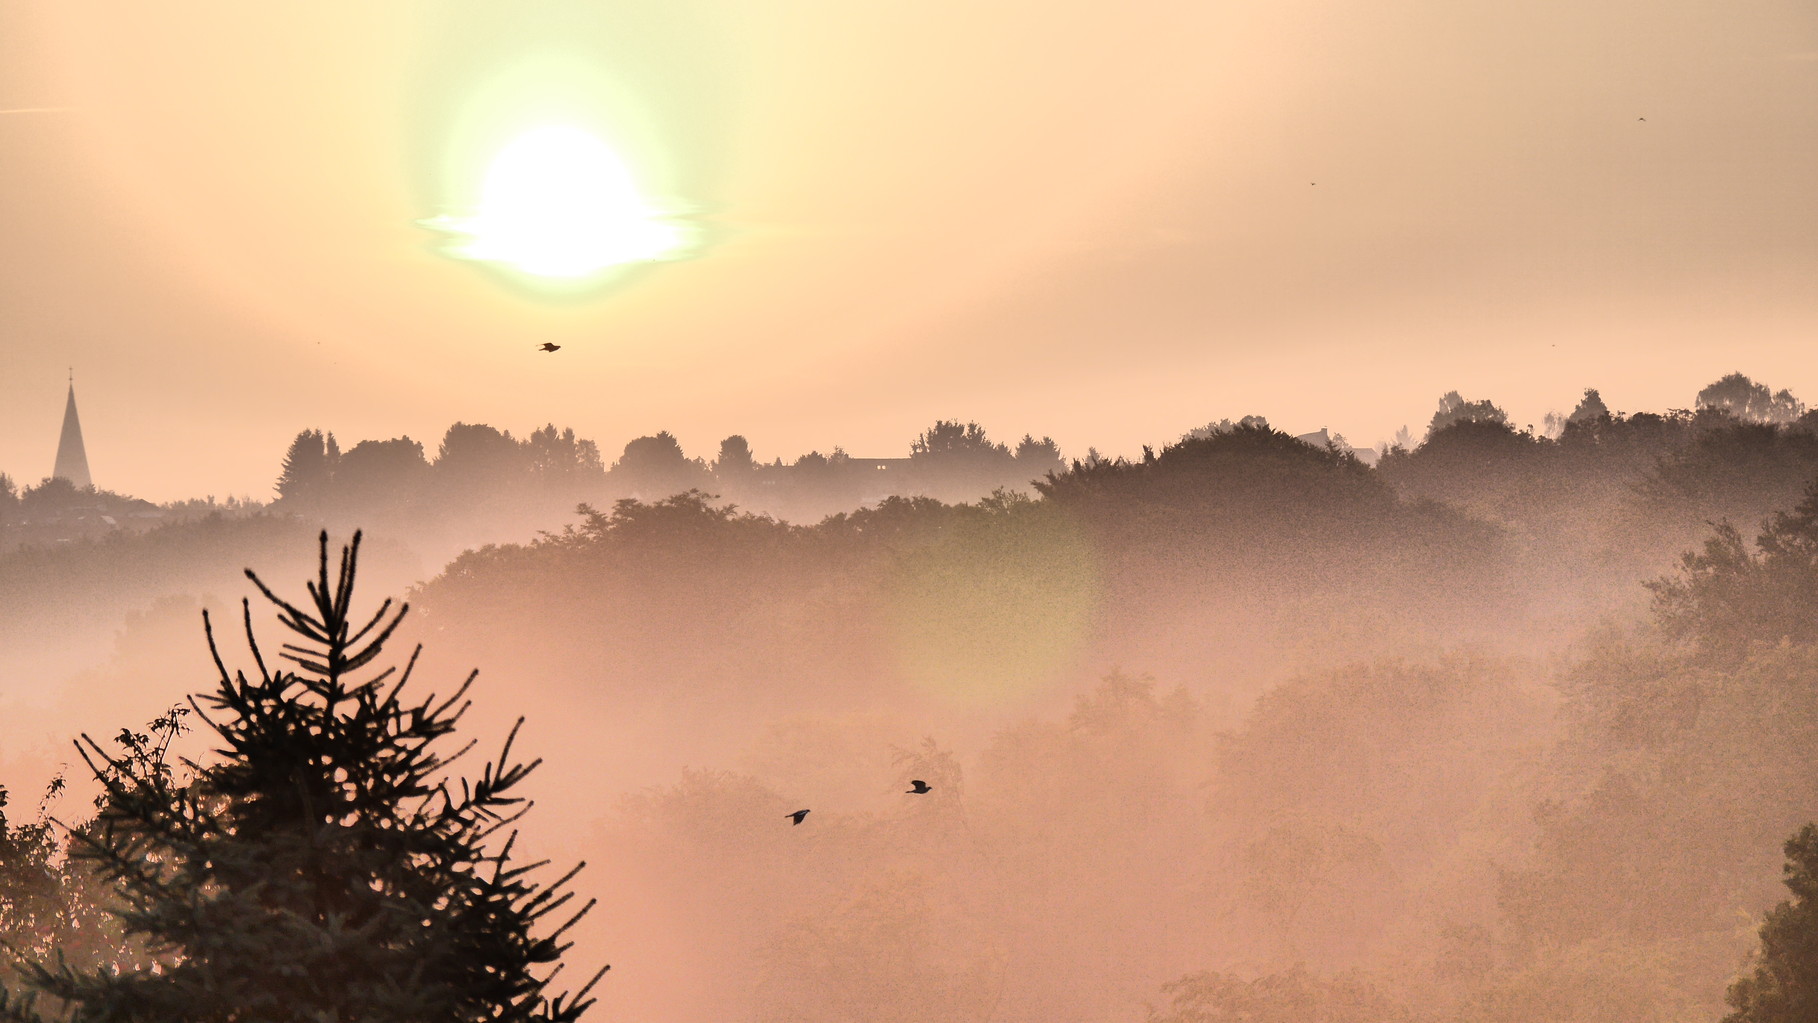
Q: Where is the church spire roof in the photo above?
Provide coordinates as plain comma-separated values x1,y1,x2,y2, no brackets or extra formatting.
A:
53,374,93,490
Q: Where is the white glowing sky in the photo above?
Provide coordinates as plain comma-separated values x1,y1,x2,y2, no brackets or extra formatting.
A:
431,125,696,281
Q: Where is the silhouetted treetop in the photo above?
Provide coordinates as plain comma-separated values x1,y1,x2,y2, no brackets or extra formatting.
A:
1035,423,1379,514
909,420,1011,462
1013,434,1064,469
1697,372,1805,425
713,435,756,476
436,422,522,481
275,429,339,507
1724,824,1818,1023
1426,391,1508,440
609,431,710,499
1568,387,1611,423
1647,478,1818,655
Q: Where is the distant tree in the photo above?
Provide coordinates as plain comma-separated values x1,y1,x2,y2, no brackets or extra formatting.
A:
1568,388,1610,423
274,429,339,508
1646,478,1818,653
1723,824,1818,1023
1013,434,1064,474
908,421,1018,501
0,474,15,525
909,421,1010,462
435,423,524,486
713,435,756,477
1183,416,1270,442
1426,391,1508,440
522,425,604,497
1,532,603,1023
335,437,430,514
609,431,710,499
1698,373,1805,425
16,477,91,519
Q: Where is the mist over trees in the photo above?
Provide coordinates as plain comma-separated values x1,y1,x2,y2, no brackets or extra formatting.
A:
10,370,1818,1020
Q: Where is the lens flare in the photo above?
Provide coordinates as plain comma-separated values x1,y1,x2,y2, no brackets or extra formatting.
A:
428,124,696,283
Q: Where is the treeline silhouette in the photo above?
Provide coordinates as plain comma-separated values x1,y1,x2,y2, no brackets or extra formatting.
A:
8,370,1818,1021
261,419,1066,559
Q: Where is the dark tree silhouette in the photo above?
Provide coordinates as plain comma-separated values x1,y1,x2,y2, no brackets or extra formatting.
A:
1697,373,1804,425
608,431,710,499
713,436,756,477
274,429,339,508
1012,434,1064,476
1425,391,1508,439
335,437,430,512
1646,478,1818,654
523,425,604,488
1568,387,1610,423
910,421,1010,463
1724,824,1818,1023
436,423,524,485
1,532,602,1023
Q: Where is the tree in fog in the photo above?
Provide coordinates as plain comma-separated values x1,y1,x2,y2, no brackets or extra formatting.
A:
1724,824,1818,1023
436,423,524,486
334,436,431,514
1697,373,1805,425
1148,967,1413,1023
1425,391,1508,439
523,425,605,489
609,431,710,499
17,478,87,517
1646,478,1818,654
1182,415,1270,441
712,435,756,478
910,420,1008,461
0,473,16,525
1,533,602,1023
1012,434,1064,475
1568,387,1610,424
274,428,339,509
907,420,1021,502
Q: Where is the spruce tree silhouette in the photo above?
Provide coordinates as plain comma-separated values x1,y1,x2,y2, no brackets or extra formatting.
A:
0,531,603,1023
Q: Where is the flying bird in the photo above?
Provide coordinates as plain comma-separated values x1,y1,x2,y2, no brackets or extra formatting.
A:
787,809,810,825
538,342,561,352
906,780,931,794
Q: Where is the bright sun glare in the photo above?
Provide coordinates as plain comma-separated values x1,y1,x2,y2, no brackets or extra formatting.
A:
432,124,694,282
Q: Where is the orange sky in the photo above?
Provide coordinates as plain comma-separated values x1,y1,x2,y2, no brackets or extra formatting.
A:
2,0,1816,502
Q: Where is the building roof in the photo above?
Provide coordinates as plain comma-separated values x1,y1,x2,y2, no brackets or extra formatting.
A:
53,381,93,490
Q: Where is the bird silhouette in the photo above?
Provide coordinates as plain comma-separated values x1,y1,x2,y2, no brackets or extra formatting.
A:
538,342,561,352
787,809,810,825
906,780,931,794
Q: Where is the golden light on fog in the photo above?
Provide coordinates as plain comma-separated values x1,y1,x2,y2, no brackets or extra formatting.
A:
429,124,695,282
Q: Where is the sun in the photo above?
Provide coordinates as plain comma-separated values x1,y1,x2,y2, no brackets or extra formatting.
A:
429,124,695,282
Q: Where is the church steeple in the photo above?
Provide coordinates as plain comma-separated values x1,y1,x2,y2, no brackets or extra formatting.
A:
53,372,93,490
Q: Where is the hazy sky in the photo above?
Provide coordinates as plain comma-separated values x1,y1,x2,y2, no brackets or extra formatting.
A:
3,0,1816,501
